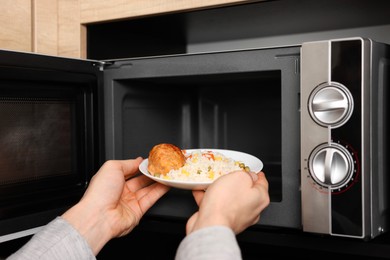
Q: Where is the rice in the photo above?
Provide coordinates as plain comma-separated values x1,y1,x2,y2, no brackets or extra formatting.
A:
162,150,249,182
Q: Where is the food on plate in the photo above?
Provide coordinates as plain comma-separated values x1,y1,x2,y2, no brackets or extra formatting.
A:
147,143,186,176
165,149,250,182
147,143,251,182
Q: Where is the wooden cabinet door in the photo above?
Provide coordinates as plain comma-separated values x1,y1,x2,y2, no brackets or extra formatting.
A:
0,0,32,52
0,0,82,58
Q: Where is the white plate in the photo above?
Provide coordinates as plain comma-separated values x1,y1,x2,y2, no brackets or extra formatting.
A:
139,149,263,190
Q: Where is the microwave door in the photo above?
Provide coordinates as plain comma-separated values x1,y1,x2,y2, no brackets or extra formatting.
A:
0,49,102,241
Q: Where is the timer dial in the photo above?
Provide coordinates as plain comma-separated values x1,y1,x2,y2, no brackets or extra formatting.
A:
308,82,354,128
309,143,355,190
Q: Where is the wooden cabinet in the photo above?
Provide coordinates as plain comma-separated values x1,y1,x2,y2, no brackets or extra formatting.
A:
0,0,81,58
0,0,32,53
0,0,257,58
36,0,81,58
80,0,259,24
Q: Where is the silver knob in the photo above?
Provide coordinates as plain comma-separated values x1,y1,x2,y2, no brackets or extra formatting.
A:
309,82,354,128
309,143,354,190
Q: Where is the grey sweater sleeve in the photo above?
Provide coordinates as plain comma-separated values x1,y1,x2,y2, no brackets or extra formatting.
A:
175,226,242,260
7,217,95,260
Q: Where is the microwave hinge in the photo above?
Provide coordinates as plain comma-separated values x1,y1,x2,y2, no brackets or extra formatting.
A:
93,61,113,71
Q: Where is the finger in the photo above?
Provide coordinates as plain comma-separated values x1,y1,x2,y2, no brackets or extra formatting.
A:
125,174,156,191
252,172,270,208
137,182,170,213
192,190,205,206
225,170,256,186
134,179,169,199
255,172,269,191
244,171,258,182
252,215,260,225
118,157,144,179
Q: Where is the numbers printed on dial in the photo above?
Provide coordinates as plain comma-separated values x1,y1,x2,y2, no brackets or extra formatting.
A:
308,141,359,194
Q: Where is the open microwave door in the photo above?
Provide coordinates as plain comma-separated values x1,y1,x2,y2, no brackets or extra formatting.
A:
0,49,103,242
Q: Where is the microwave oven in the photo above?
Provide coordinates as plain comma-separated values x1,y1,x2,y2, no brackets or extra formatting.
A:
0,37,388,242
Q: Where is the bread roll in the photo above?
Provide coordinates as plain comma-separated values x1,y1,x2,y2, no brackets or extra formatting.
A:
147,143,186,176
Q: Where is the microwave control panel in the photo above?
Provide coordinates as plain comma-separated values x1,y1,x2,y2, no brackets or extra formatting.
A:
300,37,388,239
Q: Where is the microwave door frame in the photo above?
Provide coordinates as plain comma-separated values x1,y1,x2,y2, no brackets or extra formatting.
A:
101,46,302,231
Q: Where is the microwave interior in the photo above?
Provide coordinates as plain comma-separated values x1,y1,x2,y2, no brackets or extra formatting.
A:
102,46,301,228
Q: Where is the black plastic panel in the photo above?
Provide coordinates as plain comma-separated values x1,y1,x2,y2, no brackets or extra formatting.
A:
331,40,363,236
